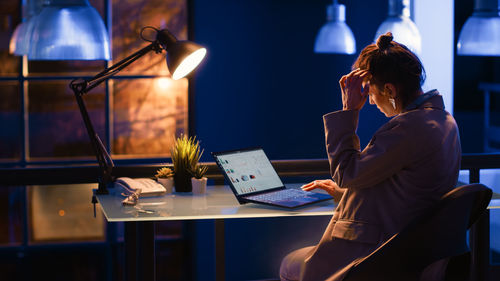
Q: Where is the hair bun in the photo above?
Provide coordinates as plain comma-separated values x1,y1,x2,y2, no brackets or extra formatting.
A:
376,32,393,51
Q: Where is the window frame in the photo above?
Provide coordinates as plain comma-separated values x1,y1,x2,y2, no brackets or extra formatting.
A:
0,0,195,168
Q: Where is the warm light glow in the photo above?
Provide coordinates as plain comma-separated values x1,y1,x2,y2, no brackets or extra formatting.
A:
156,77,172,91
58,209,65,216
9,24,21,54
172,48,207,80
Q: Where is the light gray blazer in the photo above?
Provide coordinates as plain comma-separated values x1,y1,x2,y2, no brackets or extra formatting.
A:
300,92,461,281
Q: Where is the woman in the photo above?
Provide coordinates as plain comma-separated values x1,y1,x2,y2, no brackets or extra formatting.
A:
279,32,461,281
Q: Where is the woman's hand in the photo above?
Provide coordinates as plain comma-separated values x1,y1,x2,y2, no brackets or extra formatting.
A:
339,69,371,111
301,179,345,203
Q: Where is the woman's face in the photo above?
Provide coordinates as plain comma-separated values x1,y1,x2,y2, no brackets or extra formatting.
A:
366,82,398,117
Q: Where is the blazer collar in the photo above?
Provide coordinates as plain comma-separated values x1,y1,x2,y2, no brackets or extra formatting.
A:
403,89,444,112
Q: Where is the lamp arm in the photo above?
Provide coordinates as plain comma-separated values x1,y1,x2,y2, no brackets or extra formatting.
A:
73,41,162,94
74,92,114,194
70,40,163,194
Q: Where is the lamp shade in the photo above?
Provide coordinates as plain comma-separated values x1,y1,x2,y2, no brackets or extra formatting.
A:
9,0,37,55
28,0,110,60
374,0,421,54
167,42,207,80
9,15,38,55
314,2,356,54
10,20,28,55
457,0,500,56
374,16,421,54
156,29,207,80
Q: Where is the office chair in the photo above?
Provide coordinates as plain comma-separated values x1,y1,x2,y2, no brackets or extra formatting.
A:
340,183,492,281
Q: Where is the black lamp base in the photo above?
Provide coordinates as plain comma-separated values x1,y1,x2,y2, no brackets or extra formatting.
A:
95,181,111,195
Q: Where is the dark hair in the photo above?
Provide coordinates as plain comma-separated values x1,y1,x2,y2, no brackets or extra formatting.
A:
353,32,426,108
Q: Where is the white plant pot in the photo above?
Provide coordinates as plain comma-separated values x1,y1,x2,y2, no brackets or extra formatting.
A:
157,178,174,194
191,177,208,194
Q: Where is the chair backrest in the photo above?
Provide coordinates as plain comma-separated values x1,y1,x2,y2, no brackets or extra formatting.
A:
341,183,492,281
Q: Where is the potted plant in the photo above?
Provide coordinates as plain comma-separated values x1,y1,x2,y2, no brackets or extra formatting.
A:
155,167,174,194
171,135,203,192
190,164,208,194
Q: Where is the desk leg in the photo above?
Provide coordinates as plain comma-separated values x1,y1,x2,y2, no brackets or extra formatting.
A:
125,222,137,281
470,209,490,281
215,219,225,281
125,221,156,281
469,169,490,281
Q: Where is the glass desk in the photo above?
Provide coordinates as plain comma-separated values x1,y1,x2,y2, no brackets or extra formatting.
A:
96,183,335,281
98,184,335,222
97,185,500,281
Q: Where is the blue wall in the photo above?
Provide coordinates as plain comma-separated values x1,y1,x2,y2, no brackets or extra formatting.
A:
190,1,389,280
192,0,389,162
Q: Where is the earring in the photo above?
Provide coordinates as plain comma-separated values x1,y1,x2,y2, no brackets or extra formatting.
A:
389,98,396,109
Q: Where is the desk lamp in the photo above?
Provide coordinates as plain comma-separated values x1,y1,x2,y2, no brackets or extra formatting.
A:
70,26,206,195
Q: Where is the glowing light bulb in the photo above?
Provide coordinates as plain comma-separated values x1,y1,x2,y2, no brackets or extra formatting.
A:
172,48,207,80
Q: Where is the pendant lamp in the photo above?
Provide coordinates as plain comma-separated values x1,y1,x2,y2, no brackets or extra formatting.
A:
457,0,500,56
374,0,421,54
314,0,356,55
28,0,111,60
9,18,37,55
9,0,40,55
